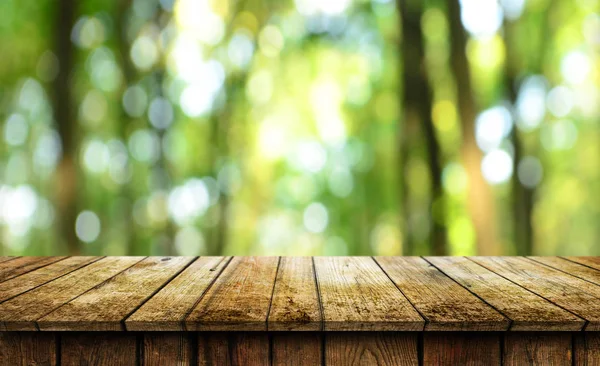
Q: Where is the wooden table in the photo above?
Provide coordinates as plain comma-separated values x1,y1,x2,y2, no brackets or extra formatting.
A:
0,256,599,365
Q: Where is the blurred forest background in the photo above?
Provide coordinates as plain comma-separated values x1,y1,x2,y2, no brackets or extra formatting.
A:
0,0,598,256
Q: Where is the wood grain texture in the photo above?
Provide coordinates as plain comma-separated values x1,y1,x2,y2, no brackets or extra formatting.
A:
0,256,144,331
268,257,321,331
38,256,194,331
427,256,584,331
272,333,321,366
0,257,15,264
575,333,600,366
326,332,418,366
0,256,65,283
186,257,279,331
376,257,508,331
423,333,500,365
144,333,192,366
315,257,423,331
198,332,269,366
0,332,56,366
565,257,600,271
126,256,229,331
530,256,600,285
504,333,572,366
471,256,600,331
61,333,137,365
0,256,101,303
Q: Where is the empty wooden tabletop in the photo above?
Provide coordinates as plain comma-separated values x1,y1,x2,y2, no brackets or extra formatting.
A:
0,256,596,332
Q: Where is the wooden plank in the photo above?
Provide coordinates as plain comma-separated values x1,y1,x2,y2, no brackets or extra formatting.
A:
0,256,66,283
144,333,192,366
268,257,321,331
186,256,279,331
38,256,194,331
427,256,584,331
61,333,137,365
0,256,101,303
423,333,500,365
326,332,418,366
314,257,423,331
272,333,322,366
471,256,600,331
375,257,508,331
504,333,572,365
126,256,230,331
0,257,16,264
531,256,600,285
575,333,600,366
565,256,600,271
0,332,56,365
198,332,269,365
0,256,144,331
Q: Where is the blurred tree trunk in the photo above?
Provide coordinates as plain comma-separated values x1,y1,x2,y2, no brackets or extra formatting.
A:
54,0,79,255
398,0,447,255
447,0,500,255
116,0,139,255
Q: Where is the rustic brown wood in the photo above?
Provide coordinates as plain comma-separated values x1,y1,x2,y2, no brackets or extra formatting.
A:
0,256,66,283
61,333,137,365
38,256,194,331
198,332,269,365
427,256,584,331
326,332,418,366
144,333,192,366
423,333,500,365
376,257,508,331
126,256,230,331
314,257,423,331
0,256,144,331
471,256,600,331
268,257,321,331
272,333,322,366
0,332,56,366
504,333,572,365
565,256,600,271
530,256,600,285
0,257,15,264
186,257,280,331
0,256,101,303
575,332,600,366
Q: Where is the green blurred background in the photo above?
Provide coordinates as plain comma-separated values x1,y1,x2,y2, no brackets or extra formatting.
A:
0,0,598,256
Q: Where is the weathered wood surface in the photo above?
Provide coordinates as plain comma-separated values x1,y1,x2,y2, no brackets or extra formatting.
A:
314,257,423,331
427,256,584,331
423,333,500,365
376,257,508,331
326,333,418,365
471,256,600,331
0,256,599,332
504,333,573,365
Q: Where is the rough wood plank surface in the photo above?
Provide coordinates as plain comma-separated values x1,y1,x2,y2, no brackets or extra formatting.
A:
427,256,584,331
0,256,144,331
268,257,321,331
0,332,56,366
272,333,322,366
0,256,65,283
61,333,137,365
504,333,572,365
326,332,418,366
38,256,194,331
376,257,508,331
530,256,600,286
144,333,192,366
198,332,269,365
0,256,101,303
126,256,230,331
471,256,600,331
565,257,600,271
0,257,15,264
186,257,279,331
315,257,424,331
423,333,500,365
575,333,600,366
